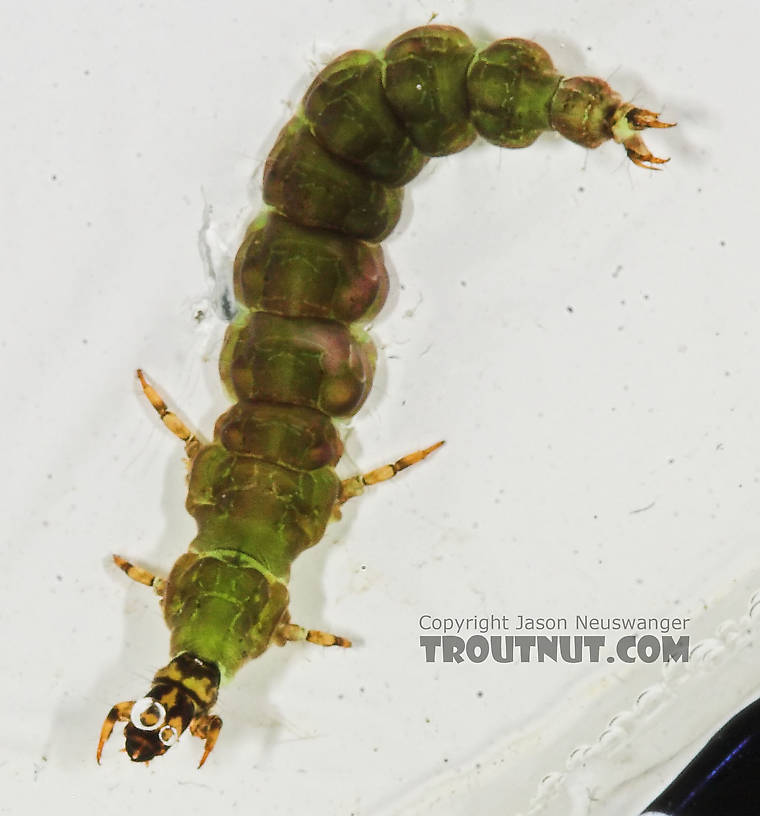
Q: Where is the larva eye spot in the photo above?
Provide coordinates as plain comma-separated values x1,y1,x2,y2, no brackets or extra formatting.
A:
130,697,166,731
159,724,179,747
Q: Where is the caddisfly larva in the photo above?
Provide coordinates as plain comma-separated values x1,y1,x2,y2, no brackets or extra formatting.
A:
97,25,673,766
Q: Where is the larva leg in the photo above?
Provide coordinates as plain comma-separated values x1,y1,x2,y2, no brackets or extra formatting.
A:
136,369,202,460
112,554,166,596
189,713,223,769
96,700,135,764
337,440,445,505
274,622,352,648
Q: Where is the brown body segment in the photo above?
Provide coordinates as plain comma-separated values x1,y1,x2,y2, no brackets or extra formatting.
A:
263,117,403,241
219,311,376,417
234,211,389,323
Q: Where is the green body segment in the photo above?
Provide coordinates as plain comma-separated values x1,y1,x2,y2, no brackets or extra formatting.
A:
382,25,477,156
466,38,560,148
164,552,289,679
164,24,654,680
303,50,427,186
185,444,340,579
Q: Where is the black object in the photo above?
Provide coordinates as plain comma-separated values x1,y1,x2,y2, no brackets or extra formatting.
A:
643,697,760,815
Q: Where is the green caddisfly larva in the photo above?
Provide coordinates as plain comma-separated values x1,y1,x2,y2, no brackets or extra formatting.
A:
97,24,673,767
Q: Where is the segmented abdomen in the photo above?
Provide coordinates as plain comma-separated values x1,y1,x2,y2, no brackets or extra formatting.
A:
164,25,642,679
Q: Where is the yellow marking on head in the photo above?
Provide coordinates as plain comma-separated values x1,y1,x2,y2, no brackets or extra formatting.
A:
154,657,219,708
182,675,217,707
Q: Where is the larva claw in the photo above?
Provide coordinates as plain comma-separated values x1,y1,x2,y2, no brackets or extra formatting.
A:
626,107,676,131
626,144,671,170
611,104,676,170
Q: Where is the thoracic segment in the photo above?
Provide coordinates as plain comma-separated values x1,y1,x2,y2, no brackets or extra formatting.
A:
170,25,672,681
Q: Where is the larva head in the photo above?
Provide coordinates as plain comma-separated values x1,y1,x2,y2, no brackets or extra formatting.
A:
123,685,195,762
97,653,221,766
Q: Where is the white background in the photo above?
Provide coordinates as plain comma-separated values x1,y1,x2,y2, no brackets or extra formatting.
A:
3,1,759,814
